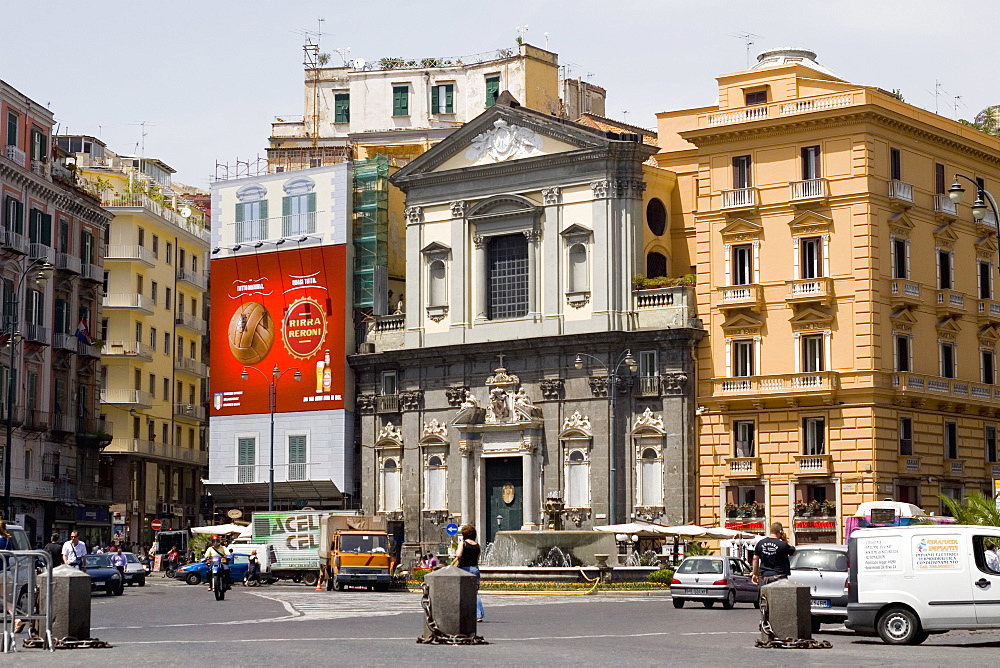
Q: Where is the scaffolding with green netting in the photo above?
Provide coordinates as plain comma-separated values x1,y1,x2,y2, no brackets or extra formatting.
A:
352,155,389,311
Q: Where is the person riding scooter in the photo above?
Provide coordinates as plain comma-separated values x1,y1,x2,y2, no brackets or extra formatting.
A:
203,536,231,591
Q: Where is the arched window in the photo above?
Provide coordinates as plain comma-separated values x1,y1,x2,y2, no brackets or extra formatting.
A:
566,449,590,508
646,251,667,278
646,198,667,236
381,458,401,512
428,260,447,307
425,454,447,510
568,243,588,293
639,448,662,507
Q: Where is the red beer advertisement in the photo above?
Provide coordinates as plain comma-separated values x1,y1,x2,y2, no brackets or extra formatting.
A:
210,244,347,416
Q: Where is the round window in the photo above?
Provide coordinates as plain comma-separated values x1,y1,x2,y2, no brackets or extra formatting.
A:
646,198,667,236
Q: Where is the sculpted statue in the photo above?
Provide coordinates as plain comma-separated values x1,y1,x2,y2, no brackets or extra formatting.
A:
513,388,535,420
486,387,510,423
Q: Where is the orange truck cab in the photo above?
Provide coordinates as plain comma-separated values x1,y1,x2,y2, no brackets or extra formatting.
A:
319,515,393,591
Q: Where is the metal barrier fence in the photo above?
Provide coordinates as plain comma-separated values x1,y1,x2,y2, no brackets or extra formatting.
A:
1,550,53,652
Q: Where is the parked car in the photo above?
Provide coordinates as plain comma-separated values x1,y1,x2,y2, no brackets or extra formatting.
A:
670,556,759,609
177,554,250,586
81,554,124,596
789,544,849,632
122,552,146,587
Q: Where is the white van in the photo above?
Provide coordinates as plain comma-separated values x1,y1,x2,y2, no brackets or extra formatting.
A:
847,524,1000,644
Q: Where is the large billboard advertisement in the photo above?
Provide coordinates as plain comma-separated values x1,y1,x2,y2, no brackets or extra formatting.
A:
210,244,346,416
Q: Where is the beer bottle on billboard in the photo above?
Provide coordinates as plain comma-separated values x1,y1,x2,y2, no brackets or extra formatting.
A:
315,354,325,393
322,351,332,393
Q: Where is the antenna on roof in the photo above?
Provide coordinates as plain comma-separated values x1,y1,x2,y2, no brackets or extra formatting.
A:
729,32,762,69
926,80,948,115
952,95,967,120
516,25,530,43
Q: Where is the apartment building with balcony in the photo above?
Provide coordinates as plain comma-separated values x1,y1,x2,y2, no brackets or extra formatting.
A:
655,47,1000,542
350,98,702,562
1,82,113,545
63,137,210,544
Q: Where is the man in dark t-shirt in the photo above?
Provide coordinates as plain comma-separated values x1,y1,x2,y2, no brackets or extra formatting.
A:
43,534,63,569
752,522,796,586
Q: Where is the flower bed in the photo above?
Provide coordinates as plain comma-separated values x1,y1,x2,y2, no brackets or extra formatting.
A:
405,581,671,592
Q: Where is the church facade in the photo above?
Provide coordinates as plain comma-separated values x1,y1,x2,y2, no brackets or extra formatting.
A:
350,98,703,559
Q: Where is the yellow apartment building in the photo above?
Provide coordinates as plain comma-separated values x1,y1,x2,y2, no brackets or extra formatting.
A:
655,48,1000,542
68,138,210,543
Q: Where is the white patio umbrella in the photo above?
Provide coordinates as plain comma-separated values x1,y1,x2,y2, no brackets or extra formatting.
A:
190,523,248,535
592,522,670,537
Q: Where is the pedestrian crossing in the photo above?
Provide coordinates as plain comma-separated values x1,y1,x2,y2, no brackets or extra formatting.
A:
247,589,642,624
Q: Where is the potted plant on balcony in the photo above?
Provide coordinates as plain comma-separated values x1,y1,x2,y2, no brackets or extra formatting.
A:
793,501,810,517
631,274,697,290
819,500,836,517
724,502,738,518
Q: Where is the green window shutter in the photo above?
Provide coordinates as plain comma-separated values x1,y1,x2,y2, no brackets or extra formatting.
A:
431,86,439,114
288,435,306,464
28,208,39,244
259,199,268,220
335,94,350,123
282,196,291,217
41,213,52,246
238,438,255,466
445,84,454,113
235,202,245,223
392,87,408,116
486,76,500,107
306,192,316,212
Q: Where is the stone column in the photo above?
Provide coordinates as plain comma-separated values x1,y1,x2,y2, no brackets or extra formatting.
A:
521,446,536,529
459,440,472,524
473,235,489,322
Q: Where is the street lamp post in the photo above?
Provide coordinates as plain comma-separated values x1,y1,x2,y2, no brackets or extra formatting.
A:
241,364,301,512
574,349,638,525
3,259,53,522
948,174,1000,226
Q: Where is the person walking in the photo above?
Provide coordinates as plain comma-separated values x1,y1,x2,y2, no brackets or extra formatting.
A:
109,545,127,577
455,524,485,622
61,531,87,569
245,550,261,586
752,522,796,586
43,534,62,570
419,553,438,570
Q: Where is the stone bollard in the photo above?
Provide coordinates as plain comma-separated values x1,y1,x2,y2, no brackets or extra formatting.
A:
39,565,91,640
594,554,613,583
423,566,477,638
760,579,811,642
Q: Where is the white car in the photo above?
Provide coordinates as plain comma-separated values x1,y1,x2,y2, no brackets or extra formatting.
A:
122,552,146,586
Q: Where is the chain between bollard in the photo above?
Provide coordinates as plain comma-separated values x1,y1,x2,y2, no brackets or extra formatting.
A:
754,592,832,650
416,583,488,645
23,636,113,650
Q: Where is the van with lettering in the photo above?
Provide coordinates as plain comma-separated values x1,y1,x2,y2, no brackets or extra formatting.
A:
847,525,1000,645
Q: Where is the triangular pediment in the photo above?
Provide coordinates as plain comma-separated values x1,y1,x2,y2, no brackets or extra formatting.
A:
560,223,593,240
789,307,833,327
789,210,833,233
721,312,764,332
720,218,763,240
420,241,452,256
891,308,918,324
888,211,914,232
979,324,1000,342
392,101,652,181
936,317,963,334
977,236,999,258
934,224,959,244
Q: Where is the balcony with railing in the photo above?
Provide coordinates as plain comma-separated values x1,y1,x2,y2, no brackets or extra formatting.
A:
174,356,208,377
103,293,154,314
702,90,864,128
890,371,1000,407
376,394,400,413
890,279,922,306
725,457,762,478
633,285,697,330
103,340,153,360
28,243,55,264
22,322,50,345
101,193,209,242
55,252,81,274
175,313,207,335
979,298,1000,324
785,277,834,306
715,284,764,311
77,415,110,437
4,144,26,168
716,371,838,397
52,333,78,353
173,403,206,421
720,187,759,210
77,339,101,358
22,408,48,431
100,388,154,407
888,179,914,204
104,437,207,466
637,376,661,397
934,194,957,218
104,244,155,266
0,229,28,254
78,483,112,504
177,268,208,290
51,413,76,434
232,213,319,244
936,289,966,316
357,313,405,353
794,453,833,475
79,261,103,282
789,178,828,201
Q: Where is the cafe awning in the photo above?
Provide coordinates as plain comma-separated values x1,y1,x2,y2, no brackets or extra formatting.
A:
204,480,342,506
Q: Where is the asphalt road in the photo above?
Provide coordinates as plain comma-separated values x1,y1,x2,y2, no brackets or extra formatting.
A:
6,576,1000,665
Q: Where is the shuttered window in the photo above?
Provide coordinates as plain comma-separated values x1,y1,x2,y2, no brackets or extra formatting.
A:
392,86,409,116
237,438,255,483
281,193,316,236
4,196,24,234
485,76,500,107
431,84,454,114
334,94,350,123
288,435,307,481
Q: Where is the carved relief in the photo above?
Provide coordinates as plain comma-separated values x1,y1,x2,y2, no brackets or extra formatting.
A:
422,419,448,439
633,407,664,431
589,376,610,397
590,180,612,199
522,228,541,242
356,394,375,414
399,390,424,411
542,187,562,206
405,206,423,225
446,386,470,407
377,422,403,444
661,373,688,393
561,410,592,433
513,388,540,421
464,119,544,164
539,379,564,400
450,200,466,218
473,235,488,249
486,387,511,423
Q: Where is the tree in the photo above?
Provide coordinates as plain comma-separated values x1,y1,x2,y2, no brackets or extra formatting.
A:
939,492,1000,526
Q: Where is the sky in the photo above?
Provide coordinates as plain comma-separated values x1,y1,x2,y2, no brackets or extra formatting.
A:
3,0,998,188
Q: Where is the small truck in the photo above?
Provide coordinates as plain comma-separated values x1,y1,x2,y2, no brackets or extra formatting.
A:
319,515,393,591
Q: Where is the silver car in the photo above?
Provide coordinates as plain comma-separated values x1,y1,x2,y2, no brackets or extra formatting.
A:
122,552,146,586
789,545,849,631
671,556,759,609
